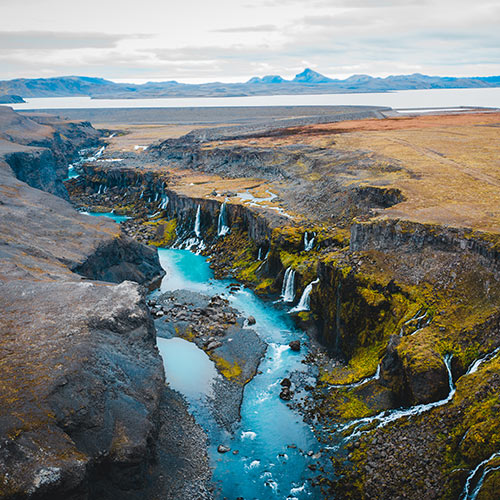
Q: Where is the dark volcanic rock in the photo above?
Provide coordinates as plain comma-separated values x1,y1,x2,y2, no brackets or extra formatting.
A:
0,106,101,198
280,387,293,401
289,340,301,351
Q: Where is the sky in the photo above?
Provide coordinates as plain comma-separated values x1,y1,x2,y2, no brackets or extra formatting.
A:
0,0,499,83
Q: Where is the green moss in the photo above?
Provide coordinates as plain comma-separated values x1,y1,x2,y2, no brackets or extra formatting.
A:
148,218,177,247
210,354,244,383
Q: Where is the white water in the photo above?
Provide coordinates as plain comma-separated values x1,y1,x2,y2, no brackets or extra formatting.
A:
257,247,263,261
399,309,430,337
217,202,230,236
290,279,319,313
194,205,202,238
9,88,500,110
329,363,382,391
281,267,296,303
461,451,500,500
339,354,455,440
466,346,500,375
304,232,315,252
159,193,169,210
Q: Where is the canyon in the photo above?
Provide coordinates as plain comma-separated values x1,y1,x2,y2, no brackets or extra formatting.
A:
1,103,500,499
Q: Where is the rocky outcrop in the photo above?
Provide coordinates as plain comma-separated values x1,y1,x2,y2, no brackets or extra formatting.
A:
0,106,101,197
73,235,164,288
0,95,25,104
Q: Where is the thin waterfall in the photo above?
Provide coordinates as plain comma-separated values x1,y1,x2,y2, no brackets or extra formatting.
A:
461,451,500,500
338,354,455,440
290,279,320,313
194,205,202,238
139,189,144,199
281,267,296,303
258,247,263,260
97,184,102,194
218,202,230,236
159,194,169,210
304,232,315,251
329,362,381,390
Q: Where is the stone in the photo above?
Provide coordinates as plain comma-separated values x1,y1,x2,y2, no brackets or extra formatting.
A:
217,445,231,453
279,387,292,401
206,341,222,351
247,315,256,325
280,377,292,388
289,340,301,351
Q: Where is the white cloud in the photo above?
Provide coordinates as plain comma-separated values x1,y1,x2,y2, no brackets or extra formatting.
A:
0,0,499,81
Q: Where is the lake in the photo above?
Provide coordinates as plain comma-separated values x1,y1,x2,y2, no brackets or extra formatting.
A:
8,87,500,110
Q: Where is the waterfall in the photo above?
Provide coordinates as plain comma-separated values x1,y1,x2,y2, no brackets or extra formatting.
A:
103,185,108,193
154,192,159,202
139,189,144,199
218,202,230,236
466,345,500,375
94,145,105,159
304,232,315,251
339,354,456,440
290,279,319,313
194,205,202,238
281,267,296,303
258,247,263,260
159,194,169,210
97,184,102,194
329,362,381,390
399,309,430,337
460,451,500,500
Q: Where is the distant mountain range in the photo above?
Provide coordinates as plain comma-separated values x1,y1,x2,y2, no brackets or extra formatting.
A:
1,69,500,100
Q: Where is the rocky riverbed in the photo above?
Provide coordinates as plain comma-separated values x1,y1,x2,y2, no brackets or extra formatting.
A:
151,289,266,431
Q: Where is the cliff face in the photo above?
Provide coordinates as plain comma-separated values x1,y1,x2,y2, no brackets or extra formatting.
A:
0,110,211,499
0,106,101,197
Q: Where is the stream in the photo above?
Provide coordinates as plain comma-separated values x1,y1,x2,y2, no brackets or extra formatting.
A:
154,248,321,499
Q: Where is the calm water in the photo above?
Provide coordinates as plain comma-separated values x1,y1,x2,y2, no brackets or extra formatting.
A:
80,210,129,223
156,248,320,500
9,87,500,110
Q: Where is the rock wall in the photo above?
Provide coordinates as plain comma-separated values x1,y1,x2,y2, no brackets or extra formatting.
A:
0,106,101,198
351,218,500,271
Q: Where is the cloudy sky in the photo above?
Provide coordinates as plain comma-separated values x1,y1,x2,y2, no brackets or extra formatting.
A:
0,0,499,83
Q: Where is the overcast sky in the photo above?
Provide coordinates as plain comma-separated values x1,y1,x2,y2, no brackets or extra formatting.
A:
0,0,499,83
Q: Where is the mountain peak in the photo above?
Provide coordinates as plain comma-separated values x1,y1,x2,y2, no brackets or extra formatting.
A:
293,68,333,83
247,75,286,84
